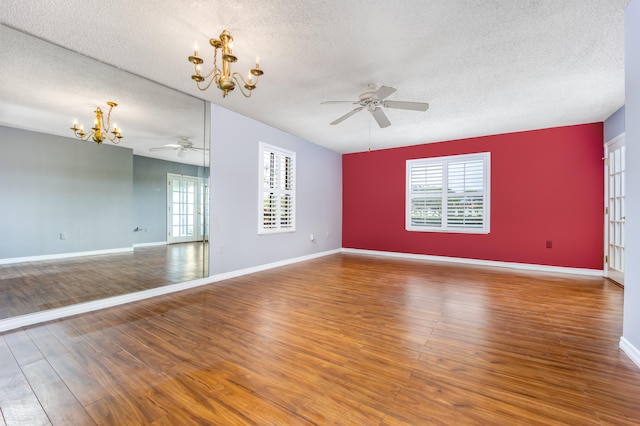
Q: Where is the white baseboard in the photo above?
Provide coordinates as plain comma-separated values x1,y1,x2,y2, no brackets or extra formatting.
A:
0,247,134,265
620,337,640,369
133,241,168,248
0,248,341,333
210,249,343,282
341,248,604,276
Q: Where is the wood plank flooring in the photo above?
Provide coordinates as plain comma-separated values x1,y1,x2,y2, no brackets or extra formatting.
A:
0,243,208,319
1,253,639,425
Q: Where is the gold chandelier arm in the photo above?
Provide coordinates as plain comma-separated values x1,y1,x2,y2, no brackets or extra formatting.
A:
232,72,256,98
104,133,122,144
195,63,218,80
74,129,92,141
196,73,221,91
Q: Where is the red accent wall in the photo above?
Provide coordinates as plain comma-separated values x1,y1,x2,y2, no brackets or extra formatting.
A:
342,123,604,270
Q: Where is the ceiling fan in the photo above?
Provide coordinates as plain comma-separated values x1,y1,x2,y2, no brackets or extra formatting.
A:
148,138,207,158
321,84,429,128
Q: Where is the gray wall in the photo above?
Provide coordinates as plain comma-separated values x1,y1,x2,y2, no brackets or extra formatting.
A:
209,104,342,275
133,155,207,245
0,125,132,259
604,106,625,141
623,0,640,352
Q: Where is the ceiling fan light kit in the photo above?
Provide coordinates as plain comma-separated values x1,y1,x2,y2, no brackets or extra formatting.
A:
188,29,264,98
322,84,429,128
70,101,123,144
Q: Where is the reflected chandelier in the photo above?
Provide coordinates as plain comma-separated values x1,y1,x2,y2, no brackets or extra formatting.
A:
70,102,123,144
188,29,264,98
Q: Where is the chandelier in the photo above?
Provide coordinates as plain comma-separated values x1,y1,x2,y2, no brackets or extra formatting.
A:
188,29,264,98
70,102,123,144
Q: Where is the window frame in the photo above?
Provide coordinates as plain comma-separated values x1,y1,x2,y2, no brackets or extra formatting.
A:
258,142,296,235
406,152,491,234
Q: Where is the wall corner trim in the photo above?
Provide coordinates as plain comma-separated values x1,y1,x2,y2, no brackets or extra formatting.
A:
341,248,604,276
620,337,640,369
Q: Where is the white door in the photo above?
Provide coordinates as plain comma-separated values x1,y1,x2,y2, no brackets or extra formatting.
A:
167,174,206,244
605,134,625,285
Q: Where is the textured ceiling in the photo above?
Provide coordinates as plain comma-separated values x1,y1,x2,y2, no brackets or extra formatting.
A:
0,0,628,155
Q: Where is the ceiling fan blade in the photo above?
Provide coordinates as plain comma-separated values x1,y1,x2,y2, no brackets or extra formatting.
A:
374,85,397,100
370,107,391,128
383,100,430,111
149,146,178,152
321,100,358,104
330,106,364,125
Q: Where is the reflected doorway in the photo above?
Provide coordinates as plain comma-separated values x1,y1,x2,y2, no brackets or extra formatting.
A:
167,174,208,244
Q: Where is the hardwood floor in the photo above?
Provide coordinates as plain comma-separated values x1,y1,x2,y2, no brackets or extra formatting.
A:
1,253,639,425
0,243,208,319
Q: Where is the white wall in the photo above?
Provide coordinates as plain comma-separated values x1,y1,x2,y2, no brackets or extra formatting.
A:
209,104,342,275
0,125,133,259
623,0,640,357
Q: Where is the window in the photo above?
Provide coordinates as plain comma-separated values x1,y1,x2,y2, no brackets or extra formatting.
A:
406,152,490,233
259,142,296,234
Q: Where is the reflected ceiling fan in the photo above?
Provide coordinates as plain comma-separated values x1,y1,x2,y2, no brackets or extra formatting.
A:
321,84,429,128
148,138,207,158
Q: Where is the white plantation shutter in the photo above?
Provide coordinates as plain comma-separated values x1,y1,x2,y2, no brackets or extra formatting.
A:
409,163,443,227
407,153,490,233
259,143,296,234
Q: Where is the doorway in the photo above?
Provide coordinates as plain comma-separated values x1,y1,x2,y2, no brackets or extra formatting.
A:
604,134,625,285
167,173,207,244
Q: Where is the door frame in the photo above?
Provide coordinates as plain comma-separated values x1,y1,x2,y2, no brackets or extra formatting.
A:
604,133,625,285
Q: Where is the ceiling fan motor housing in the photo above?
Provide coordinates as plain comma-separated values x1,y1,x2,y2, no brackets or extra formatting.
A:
359,84,378,101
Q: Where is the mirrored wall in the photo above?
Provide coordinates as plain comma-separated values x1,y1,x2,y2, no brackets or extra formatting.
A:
0,24,210,320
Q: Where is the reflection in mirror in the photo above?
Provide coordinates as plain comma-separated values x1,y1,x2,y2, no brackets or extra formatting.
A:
0,25,209,321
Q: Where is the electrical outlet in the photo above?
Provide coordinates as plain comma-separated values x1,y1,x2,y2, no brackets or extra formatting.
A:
59,232,67,240
546,240,553,248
